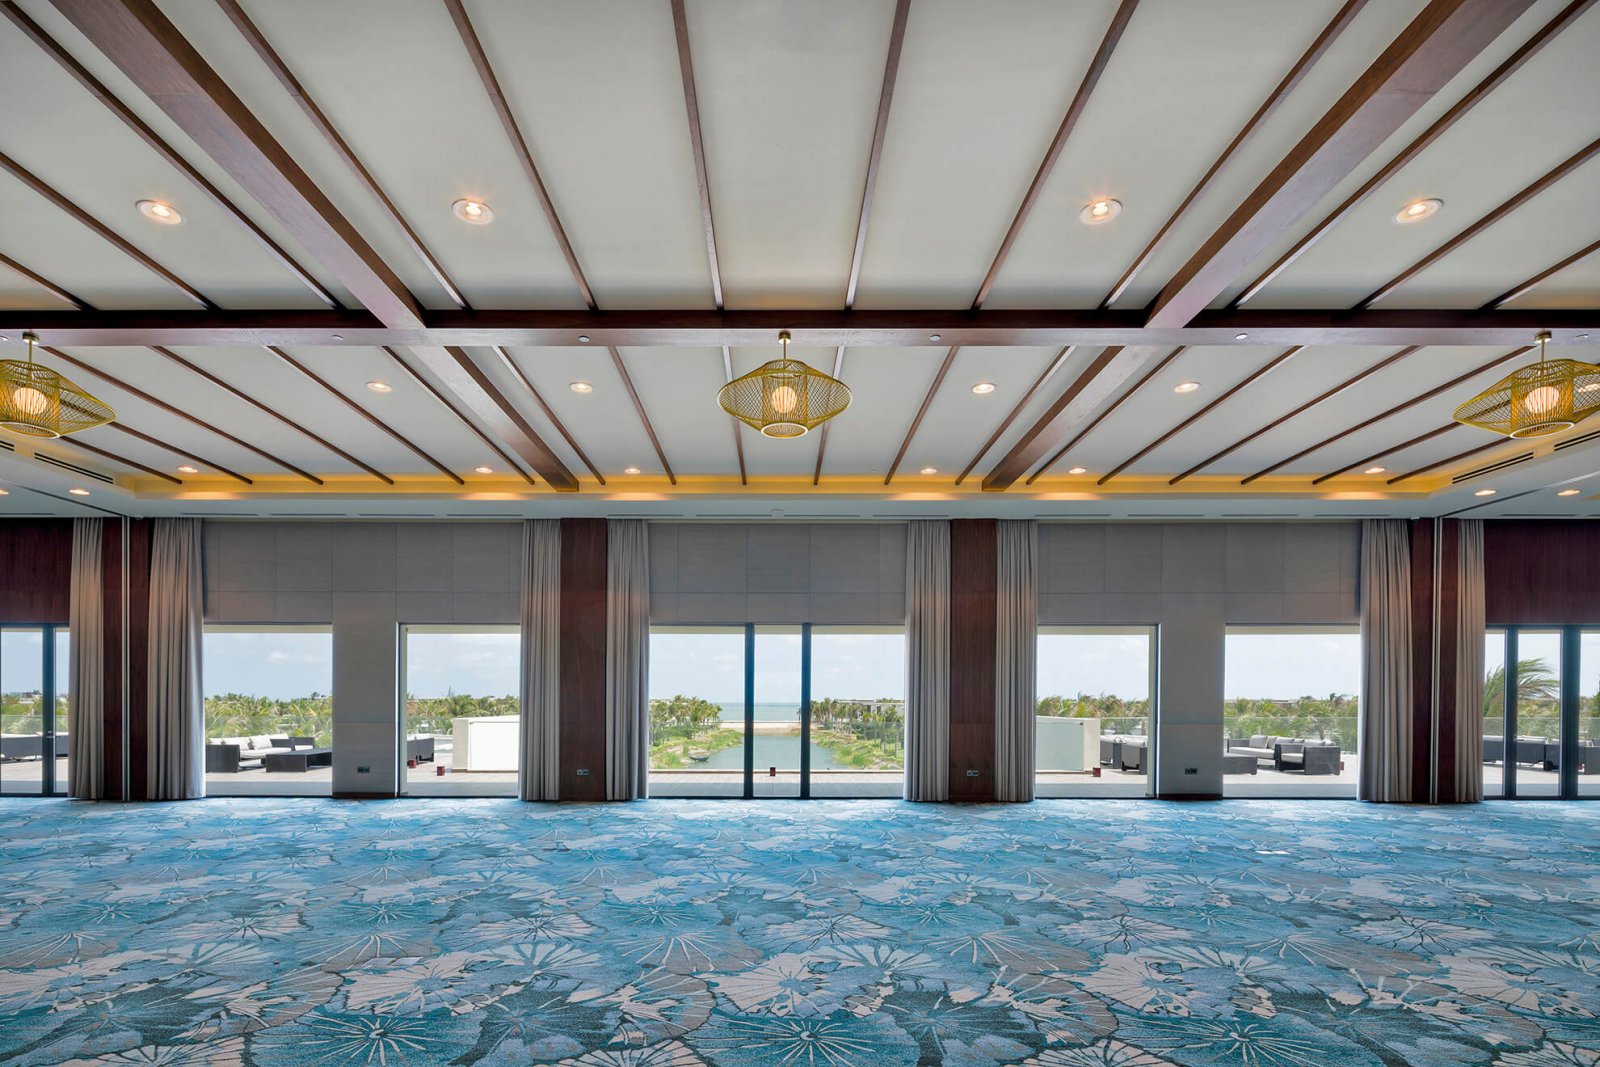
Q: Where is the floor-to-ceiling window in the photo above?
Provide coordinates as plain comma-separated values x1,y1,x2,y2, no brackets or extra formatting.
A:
647,624,906,799
1035,627,1154,798
1484,629,1507,798
401,626,519,797
1488,625,1597,800
0,626,68,796
1223,627,1360,798
1581,630,1600,798
203,625,333,797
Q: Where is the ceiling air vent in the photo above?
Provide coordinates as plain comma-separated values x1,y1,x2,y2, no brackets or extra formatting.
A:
1452,452,1533,484
0,439,15,453
1554,427,1600,453
33,453,114,484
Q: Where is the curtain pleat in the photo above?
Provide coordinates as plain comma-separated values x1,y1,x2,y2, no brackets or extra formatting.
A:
606,520,650,800
1453,519,1486,803
69,518,105,800
1360,519,1412,803
147,519,204,801
905,520,950,802
994,520,1037,803
519,520,561,801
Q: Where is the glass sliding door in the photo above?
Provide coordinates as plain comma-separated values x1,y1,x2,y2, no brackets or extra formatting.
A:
1483,630,1507,798
1581,631,1600,797
753,626,803,798
203,626,333,797
0,626,66,796
1223,627,1360,798
401,626,519,796
809,627,905,798
649,627,746,797
1511,630,1563,798
1036,627,1154,798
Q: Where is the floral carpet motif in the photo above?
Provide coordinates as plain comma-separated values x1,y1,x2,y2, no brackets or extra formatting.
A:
1,798,1598,1066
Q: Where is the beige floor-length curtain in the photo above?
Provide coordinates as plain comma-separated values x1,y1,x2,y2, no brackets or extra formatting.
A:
905,520,950,802
994,519,1037,803
1452,519,1486,803
606,520,649,800
147,518,204,801
68,518,105,800
1360,519,1412,803
520,520,561,801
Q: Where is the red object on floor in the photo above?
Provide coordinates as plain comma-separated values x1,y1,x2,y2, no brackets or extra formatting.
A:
406,758,417,769
437,765,446,776
1092,766,1102,778
768,767,776,777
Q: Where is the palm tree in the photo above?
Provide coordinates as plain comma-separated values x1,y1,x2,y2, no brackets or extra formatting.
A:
1483,658,1559,716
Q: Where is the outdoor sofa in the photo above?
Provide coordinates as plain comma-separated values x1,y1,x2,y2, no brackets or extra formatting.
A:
205,735,318,773
1227,735,1342,775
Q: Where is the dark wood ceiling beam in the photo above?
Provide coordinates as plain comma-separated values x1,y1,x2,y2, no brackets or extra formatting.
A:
1233,0,1596,306
1387,436,1511,484
50,0,423,327
723,346,747,486
972,0,1139,309
1484,237,1600,308
982,345,1171,490
1179,346,1422,482
957,346,1073,485
443,0,594,309
1359,134,1600,308
148,345,393,484
0,251,88,309
3,1,338,309
811,345,844,486
1104,347,1302,485
1100,0,1367,308
105,422,252,484
671,0,724,310
1149,0,1538,328
819,0,910,485
884,347,959,485
215,0,464,308
480,346,603,486
10,307,1600,349
379,347,532,485
1023,346,1186,484
1314,423,1459,483
0,150,211,308
263,346,462,484
49,0,579,490
607,346,676,485
1244,345,1530,482
42,344,322,483
61,434,182,483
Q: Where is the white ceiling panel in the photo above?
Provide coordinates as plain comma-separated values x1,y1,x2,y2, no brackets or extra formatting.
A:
686,0,895,308
506,346,656,478
985,0,1352,309
464,0,713,309
1238,0,1600,309
1502,246,1600,309
614,347,735,476
888,346,1061,477
852,0,1120,309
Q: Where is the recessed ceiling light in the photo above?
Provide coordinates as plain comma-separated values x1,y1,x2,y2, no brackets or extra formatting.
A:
136,199,181,224
570,381,593,394
1474,488,1496,497
1174,381,1200,394
1079,197,1121,224
452,198,493,224
1234,332,1249,341
474,466,494,474
1395,197,1442,223
1576,332,1590,341
1558,488,1582,497
623,466,642,475
929,334,941,342
971,382,996,395
68,487,90,496
1067,466,1088,475
1364,466,1387,474
365,380,392,393
578,335,591,343
331,334,343,342
177,465,199,474
919,466,938,475
0,487,9,495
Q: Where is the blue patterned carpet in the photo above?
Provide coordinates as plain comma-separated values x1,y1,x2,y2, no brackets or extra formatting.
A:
1,799,1598,1066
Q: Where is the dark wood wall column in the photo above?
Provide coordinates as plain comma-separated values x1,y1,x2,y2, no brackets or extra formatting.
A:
99,521,123,800
125,520,152,801
0,520,71,623
1434,519,1463,803
949,518,996,801
559,517,607,800
1407,518,1467,804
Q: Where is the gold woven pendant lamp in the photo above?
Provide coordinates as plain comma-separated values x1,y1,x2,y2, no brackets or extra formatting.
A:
1453,331,1600,439
717,331,851,439
0,332,115,439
